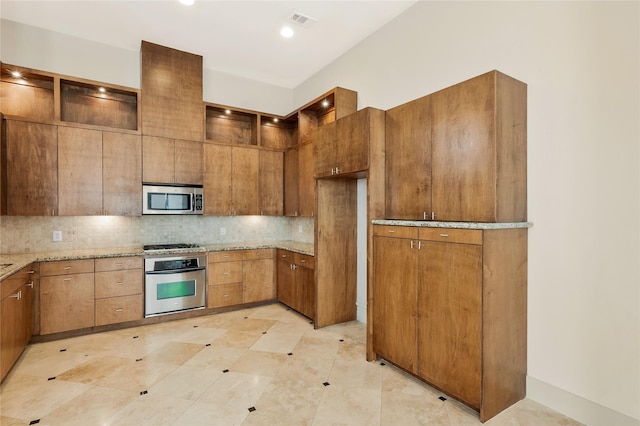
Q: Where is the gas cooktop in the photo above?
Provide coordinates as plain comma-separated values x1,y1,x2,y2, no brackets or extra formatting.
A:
143,243,202,251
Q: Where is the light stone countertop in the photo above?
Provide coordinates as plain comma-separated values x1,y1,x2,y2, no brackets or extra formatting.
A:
0,240,313,281
371,220,533,229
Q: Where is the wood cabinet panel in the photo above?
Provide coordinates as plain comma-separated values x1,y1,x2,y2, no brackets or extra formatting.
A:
204,144,232,215
95,294,143,326
243,258,274,303
276,256,297,309
258,150,283,216
94,256,143,272
3,120,58,216
372,225,418,239
208,261,243,285
418,228,483,245
141,41,203,142
175,139,203,185
373,236,418,373
57,126,103,215
232,147,259,215
284,148,299,216
385,95,432,220
313,121,336,178
95,269,143,298
207,283,243,309
40,259,95,276
243,249,274,260
103,132,142,216
418,241,483,408
297,142,315,217
40,272,94,334
142,135,174,183
208,251,244,263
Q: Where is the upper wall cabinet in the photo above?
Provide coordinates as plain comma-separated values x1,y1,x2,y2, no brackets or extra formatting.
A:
1,64,139,131
386,70,527,223
140,41,203,141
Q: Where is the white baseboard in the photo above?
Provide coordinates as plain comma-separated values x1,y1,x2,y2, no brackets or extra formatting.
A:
527,376,639,426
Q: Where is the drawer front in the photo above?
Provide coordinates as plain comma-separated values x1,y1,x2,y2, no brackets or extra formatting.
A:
208,261,243,285
95,294,143,326
1,264,37,300
373,225,418,239
207,283,243,309
95,269,143,298
208,251,244,263
294,253,315,269
277,249,294,262
418,228,483,245
243,248,274,260
95,256,143,272
40,259,95,276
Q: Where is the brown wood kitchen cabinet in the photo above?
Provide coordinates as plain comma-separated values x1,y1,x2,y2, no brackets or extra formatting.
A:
2,119,58,216
1,264,37,382
314,108,385,178
276,249,315,320
258,150,284,216
102,132,142,216
94,257,143,326
143,136,203,185
385,70,527,222
207,249,275,308
40,259,95,335
284,142,315,217
372,225,527,422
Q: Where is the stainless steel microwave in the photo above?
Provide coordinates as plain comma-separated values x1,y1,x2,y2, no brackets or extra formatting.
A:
142,184,203,215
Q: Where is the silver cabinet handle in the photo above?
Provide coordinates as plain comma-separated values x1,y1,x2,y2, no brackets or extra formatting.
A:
64,278,72,281
26,281,34,288
26,270,36,274
115,308,124,312
64,266,72,270
9,291,21,300
410,240,414,249
440,234,449,237
223,272,229,275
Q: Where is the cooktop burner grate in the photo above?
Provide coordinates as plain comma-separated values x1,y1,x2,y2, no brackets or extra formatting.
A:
143,243,201,251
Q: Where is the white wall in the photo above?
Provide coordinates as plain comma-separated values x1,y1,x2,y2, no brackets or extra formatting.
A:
294,1,639,424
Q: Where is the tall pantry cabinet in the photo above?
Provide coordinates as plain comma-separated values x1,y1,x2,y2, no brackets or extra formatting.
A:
372,70,528,422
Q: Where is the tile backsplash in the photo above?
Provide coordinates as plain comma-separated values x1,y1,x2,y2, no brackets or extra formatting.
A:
0,215,314,254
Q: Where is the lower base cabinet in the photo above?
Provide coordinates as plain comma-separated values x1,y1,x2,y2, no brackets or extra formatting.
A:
276,250,315,319
207,249,275,308
94,256,143,326
1,264,37,382
372,225,527,422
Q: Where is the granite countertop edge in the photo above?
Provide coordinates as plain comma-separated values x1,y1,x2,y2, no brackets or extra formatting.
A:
371,220,533,229
0,240,313,281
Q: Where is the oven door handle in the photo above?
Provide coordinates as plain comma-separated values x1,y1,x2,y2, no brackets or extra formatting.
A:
146,267,206,275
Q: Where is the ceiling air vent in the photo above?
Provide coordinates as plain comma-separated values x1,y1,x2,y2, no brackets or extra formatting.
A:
287,11,317,28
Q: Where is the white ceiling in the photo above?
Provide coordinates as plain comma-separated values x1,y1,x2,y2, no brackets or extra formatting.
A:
1,0,416,88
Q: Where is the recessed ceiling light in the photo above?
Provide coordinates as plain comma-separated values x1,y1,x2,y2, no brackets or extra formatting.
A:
322,99,329,108
273,118,279,123
98,87,106,93
225,109,231,115
11,71,21,78
280,26,294,38
179,0,194,5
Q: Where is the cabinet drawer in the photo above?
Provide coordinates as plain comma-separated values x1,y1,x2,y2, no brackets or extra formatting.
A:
1,265,37,300
208,251,244,263
277,249,294,261
95,256,143,272
207,283,243,308
95,269,143,298
294,253,315,269
418,228,483,245
243,249,274,260
208,261,243,285
95,294,143,326
41,259,94,276
373,226,418,239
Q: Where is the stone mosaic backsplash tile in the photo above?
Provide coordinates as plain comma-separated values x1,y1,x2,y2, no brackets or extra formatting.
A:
0,216,314,254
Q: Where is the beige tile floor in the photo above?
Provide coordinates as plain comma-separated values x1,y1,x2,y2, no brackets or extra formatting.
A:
0,303,582,426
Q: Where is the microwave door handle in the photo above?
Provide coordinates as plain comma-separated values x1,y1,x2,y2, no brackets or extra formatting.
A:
164,193,169,210
191,193,195,212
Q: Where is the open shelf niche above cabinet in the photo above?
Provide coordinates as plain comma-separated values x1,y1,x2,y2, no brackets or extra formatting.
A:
1,65,55,122
205,105,258,146
0,63,139,131
260,114,297,150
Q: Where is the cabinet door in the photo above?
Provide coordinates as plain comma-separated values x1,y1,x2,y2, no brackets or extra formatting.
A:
431,74,495,222
336,108,370,175
298,265,315,320
142,135,175,183
243,258,274,303
232,147,259,215
276,256,296,308
1,291,21,380
313,121,337,178
57,126,103,216
40,273,95,334
204,144,232,215
103,132,142,216
4,120,58,216
175,139,203,185
418,240,482,408
385,95,432,220
258,150,283,216
283,148,299,216
297,143,315,217
373,236,419,374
